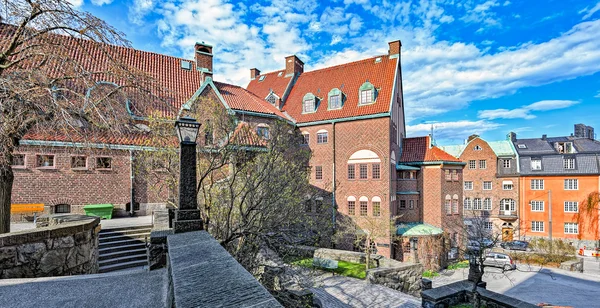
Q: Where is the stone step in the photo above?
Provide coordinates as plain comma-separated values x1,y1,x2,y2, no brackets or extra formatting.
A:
99,228,152,237
99,225,153,233
99,242,147,255
99,238,146,249
99,254,147,267
99,232,150,244
99,248,148,261
99,259,147,273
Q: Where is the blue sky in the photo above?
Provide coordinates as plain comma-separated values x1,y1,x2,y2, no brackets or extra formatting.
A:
73,0,600,145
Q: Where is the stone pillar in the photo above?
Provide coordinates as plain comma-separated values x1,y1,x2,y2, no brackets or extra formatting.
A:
173,143,203,233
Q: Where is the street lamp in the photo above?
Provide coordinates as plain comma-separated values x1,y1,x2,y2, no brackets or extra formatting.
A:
173,116,203,233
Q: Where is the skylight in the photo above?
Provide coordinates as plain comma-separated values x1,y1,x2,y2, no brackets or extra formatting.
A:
259,75,266,81
518,144,526,149
277,72,283,77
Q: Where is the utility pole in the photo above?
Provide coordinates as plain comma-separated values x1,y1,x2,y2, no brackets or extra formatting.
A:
548,189,553,253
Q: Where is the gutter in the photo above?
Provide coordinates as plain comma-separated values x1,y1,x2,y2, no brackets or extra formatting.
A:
332,121,336,231
402,161,466,166
296,112,390,127
20,139,156,151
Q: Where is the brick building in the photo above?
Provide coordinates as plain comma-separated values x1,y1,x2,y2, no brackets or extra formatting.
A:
440,136,520,242
512,124,600,247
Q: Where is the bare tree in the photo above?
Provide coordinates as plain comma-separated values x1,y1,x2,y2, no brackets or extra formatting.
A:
576,191,600,247
0,0,159,233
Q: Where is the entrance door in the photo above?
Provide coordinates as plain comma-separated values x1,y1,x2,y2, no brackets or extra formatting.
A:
502,228,514,242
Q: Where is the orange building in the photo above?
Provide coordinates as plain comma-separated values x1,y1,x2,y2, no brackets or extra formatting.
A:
512,125,600,247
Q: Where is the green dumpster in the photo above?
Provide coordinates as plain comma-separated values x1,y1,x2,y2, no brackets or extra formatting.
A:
83,204,114,219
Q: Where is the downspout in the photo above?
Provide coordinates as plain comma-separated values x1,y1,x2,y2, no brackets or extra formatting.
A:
332,121,336,231
130,150,135,217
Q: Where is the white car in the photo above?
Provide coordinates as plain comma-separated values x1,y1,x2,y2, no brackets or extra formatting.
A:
483,253,516,271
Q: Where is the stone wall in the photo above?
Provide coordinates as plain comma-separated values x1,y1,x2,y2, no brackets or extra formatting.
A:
0,215,100,278
366,258,423,297
422,280,538,308
314,248,378,265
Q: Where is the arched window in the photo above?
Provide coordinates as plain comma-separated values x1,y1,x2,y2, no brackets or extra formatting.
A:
347,196,356,215
328,88,344,110
501,199,516,211
474,145,482,151
452,194,459,214
348,150,381,180
302,93,316,113
464,198,472,210
473,198,482,210
372,196,381,216
445,195,452,214
358,81,376,105
317,129,328,144
359,196,368,216
483,198,492,210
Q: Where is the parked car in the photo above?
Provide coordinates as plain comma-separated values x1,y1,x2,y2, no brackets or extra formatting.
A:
483,253,516,271
500,240,530,251
467,238,495,251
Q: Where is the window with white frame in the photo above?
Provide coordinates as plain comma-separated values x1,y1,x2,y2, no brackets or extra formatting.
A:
479,160,487,169
359,89,373,105
483,198,492,210
564,222,578,234
503,159,511,168
317,131,328,144
484,222,493,230
501,198,516,211
463,198,472,210
452,170,459,181
531,159,542,171
469,160,476,169
563,157,575,169
531,179,544,190
564,201,578,213
328,88,343,109
452,195,459,214
445,198,452,215
473,198,482,210
464,181,473,190
303,98,315,113
445,170,451,181
483,181,492,190
531,221,544,232
503,181,513,190
409,200,415,209
564,179,578,190
531,200,544,212
474,145,482,151
36,155,55,168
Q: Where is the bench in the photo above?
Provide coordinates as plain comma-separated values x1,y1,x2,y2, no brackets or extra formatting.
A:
11,203,45,222
313,258,339,270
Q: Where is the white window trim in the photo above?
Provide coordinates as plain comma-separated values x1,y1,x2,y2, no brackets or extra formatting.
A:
464,181,473,190
483,181,492,190
564,201,579,213
531,221,544,233
531,200,545,212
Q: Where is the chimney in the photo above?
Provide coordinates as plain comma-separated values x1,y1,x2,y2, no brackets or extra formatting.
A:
195,42,213,82
388,40,402,57
542,134,547,140
575,124,595,139
285,55,304,77
507,132,517,142
250,68,261,80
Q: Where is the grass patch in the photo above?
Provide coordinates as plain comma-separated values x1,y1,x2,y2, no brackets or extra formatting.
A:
450,304,474,308
422,270,439,278
447,260,469,270
290,258,367,279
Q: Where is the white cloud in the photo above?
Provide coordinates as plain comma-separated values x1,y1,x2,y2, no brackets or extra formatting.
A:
67,0,83,7
91,0,113,5
594,91,600,98
129,0,156,25
478,100,580,120
579,2,600,20
407,120,503,141
461,0,502,28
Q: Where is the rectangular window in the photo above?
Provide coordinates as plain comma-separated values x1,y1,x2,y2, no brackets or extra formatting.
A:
36,155,55,168
452,200,458,214
359,164,368,179
445,170,451,181
463,198,472,210
530,179,544,190
373,202,380,216
483,181,492,190
564,222,579,234
484,222,493,230
302,99,314,113
503,183,513,190
315,166,323,180
257,127,269,139
464,181,473,190
329,95,341,109
503,159,511,168
399,200,406,210
483,198,492,210
469,160,476,169
372,163,380,179
473,198,482,210
452,170,459,181
564,179,578,190
348,201,355,215
445,200,452,215
96,157,112,170
564,201,578,213
563,158,575,169
71,156,87,169
531,159,542,171
409,200,414,209
317,132,328,144
531,221,544,232
10,154,25,167
347,164,355,180
531,201,544,212
301,133,309,145
479,160,487,169
359,89,372,105
360,201,368,216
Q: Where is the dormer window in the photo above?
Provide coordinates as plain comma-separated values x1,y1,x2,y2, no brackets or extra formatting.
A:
328,88,343,110
302,93,316,113
358,81,376,105
556,142,574,154
265,91,279,105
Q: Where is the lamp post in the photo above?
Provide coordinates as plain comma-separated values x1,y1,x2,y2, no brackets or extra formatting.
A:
173,116,203,233
410,237,419,264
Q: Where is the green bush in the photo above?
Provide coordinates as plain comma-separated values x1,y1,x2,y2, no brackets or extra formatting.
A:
422,270,439,278
529,238,576,255
447,260,469,270
289,258,367,279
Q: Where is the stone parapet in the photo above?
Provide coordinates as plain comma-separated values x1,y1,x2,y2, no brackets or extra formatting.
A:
421,280,538,308
0,215,100,278
366,260,423,297
314,248,380,265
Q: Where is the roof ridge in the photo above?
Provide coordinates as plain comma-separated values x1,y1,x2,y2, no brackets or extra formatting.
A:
301,54,389,76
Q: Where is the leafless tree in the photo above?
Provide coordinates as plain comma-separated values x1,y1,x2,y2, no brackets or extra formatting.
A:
576,191,600,247
0,0,159,233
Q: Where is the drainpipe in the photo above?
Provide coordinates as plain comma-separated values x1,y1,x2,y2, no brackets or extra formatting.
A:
548,189,552,252
332,121,336,231
130,150,135,217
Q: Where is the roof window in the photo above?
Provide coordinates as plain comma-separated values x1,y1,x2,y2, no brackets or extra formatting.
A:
277,72,283,77
517,144,526,149
328,88,344,110
555,142,574,154
259,75,266,81
358,81,376,105
302,93,317,113
375,57,382,63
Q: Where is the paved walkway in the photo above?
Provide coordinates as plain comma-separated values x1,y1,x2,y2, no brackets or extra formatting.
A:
9,215,153,233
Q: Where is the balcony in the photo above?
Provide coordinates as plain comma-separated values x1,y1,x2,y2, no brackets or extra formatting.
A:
498,210,518,220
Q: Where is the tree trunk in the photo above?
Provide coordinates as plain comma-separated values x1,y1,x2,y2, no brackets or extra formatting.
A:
0,163,14,234
365,237,371,271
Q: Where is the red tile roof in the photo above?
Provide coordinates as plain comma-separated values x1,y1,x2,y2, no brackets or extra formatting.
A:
246,55,398,124
400,136,462,163
229,122,267,147
213,81,288,118
246,70,291,101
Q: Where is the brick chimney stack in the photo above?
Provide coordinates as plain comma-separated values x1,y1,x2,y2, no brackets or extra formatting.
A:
574,124,595,139
195,42,213,82
285,55,304,77
388,40,402,56
250,68,261,80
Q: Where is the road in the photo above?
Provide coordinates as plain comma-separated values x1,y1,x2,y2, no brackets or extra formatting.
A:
433,263,600,308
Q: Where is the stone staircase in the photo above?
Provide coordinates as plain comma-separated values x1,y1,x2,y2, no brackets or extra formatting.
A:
98,225,151,273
